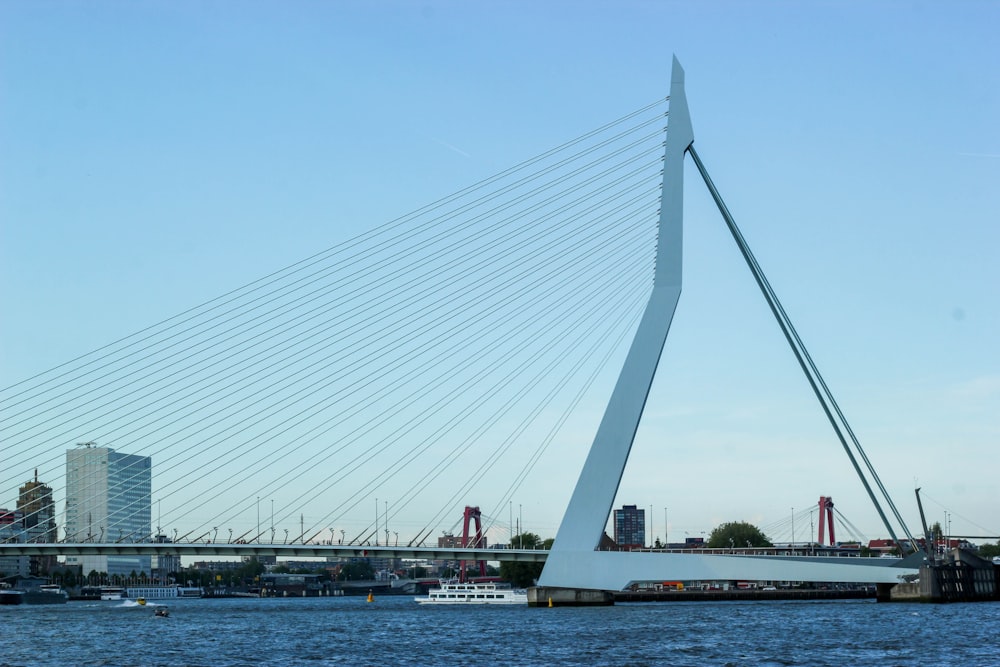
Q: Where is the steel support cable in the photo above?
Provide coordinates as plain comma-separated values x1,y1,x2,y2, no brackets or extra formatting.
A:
3,184,656,490
484,302,646,542
384,243,656,544
0,162,660,500
11,172,656,490
19,117,668,532
422,291,648,546
690,145,904,543
708,183,916,548
72,190,656,494
694,176,918,551
43,201,652,528
318,276,650,543
86,235,648,542
708,231,915,546
0,99,667,401
919,491,998,535
225,236,656,544
201,250,648,544
190,227,652,540
694,146,914,550
0,158,661,473
331,267,651,545
10,199,654,505
760,506,814,542
127,214,656,536
833,509,870,544
312,287,646,546
7,185,660,488
17,196,656,516
0,138,663,431
3,153,660,490
167,224,653,539
338,253,651,538
688,145,916,552
1,119,672,438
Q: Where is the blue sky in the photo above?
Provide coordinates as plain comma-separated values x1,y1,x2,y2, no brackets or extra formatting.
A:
2,2,997,545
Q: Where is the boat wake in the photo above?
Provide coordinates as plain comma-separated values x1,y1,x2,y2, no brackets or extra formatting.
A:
117,600,165,608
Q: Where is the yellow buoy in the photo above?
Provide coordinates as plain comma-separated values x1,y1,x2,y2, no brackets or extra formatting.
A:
548,596,553,608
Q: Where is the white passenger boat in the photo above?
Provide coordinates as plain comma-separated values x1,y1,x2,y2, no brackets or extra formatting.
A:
126,586,182,600
415,580,527,605
100,586,126,601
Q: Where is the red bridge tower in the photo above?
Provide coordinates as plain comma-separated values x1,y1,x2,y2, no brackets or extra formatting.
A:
817,496,835,545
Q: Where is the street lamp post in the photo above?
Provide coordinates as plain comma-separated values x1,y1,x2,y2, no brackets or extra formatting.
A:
791,507,795,547
664,507,668,548
519,504,523,549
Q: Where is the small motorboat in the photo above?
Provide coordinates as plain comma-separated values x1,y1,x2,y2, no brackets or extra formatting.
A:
137,597,147,606
154,607,170,618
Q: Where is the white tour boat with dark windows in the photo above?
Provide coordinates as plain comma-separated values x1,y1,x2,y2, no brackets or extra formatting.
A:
415,580,527,605
100,586,126,601
125,585,200,600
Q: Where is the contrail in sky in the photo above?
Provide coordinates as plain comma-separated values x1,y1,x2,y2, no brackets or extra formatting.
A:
433,138,471,158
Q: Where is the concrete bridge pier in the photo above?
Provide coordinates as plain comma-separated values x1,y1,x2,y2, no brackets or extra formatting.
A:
527,586,614,607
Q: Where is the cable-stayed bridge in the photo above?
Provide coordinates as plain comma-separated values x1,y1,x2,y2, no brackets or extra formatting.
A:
1,58,919,593
1,90,663,563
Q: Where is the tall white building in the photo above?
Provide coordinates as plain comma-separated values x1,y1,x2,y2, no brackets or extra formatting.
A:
65,444,152,577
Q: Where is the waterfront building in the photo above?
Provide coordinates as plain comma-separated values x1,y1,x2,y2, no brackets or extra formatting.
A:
244,553,276,566
151,534,180,583
437,533,489,549
613,504,645,548
17,470,58,574
0,509,29,578
64,443,152,577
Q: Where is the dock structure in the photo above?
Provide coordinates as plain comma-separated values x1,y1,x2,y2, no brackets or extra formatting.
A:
881,549,1000,603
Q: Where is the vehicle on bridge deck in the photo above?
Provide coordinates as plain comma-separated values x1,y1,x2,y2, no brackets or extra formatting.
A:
415,580,526,605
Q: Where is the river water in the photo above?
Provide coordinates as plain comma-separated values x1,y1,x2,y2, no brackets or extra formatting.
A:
5,596,999,666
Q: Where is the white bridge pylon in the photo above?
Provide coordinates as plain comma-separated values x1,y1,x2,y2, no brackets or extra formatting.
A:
537,57,917,591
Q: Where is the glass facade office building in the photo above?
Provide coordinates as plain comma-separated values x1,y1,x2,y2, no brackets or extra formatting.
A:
65,444,152,576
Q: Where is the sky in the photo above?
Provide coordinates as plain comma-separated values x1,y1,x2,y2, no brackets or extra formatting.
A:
1,1,998,547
